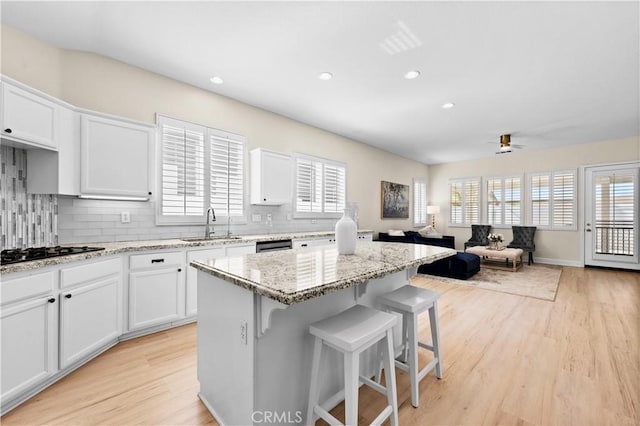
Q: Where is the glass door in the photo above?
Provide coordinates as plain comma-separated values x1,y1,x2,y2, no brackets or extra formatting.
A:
584,163,639,269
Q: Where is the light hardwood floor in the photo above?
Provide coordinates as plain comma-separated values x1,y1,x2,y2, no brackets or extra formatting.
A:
2,266,638,425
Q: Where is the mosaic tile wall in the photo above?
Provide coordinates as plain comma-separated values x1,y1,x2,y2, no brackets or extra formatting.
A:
0,145,58,250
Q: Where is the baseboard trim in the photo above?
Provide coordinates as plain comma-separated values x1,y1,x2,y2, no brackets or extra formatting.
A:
0,339,119,416
535,257,583,267
198,393,227,426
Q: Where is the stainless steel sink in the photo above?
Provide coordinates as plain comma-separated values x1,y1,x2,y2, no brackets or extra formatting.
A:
181,236,242,242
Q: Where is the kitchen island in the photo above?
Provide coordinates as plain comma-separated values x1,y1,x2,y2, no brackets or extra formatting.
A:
191,241,455,426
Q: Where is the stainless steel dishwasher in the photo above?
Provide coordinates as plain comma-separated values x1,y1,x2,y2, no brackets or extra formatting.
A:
255,239,293,253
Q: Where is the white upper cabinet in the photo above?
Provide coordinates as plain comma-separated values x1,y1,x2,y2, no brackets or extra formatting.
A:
250,148,292,205
1,80,59,150
27,104,80,196
80,113,154,199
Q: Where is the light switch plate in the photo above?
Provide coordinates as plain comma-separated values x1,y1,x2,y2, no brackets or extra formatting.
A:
252,214,261,222
121,212,131,223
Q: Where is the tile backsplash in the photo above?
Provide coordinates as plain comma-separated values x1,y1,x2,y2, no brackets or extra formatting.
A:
0,145,338,247
0,145,58,250
57,197,336,244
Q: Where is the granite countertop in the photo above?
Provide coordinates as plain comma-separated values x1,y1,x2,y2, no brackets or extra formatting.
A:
0,230,374,274
191,242,456,305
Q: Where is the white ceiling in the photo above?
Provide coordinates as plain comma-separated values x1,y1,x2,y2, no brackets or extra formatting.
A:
2,1,638,165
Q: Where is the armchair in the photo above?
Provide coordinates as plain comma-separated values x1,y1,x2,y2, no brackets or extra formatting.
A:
507,226,537,265
464,225,491,250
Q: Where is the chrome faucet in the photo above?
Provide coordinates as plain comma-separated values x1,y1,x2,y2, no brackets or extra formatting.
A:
205,207,216,238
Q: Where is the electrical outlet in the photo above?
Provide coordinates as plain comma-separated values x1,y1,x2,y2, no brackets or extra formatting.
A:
252,214,261,223
266,213,272,221
311,219,316,224
240,320,248,345
120,212,131,223
287,213,292,221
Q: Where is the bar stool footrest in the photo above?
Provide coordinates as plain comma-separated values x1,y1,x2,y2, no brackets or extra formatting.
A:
371,405,393,426
314,405,343,426
418,341,434,351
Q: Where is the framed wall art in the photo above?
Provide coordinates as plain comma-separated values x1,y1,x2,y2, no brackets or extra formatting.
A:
381,180,409,218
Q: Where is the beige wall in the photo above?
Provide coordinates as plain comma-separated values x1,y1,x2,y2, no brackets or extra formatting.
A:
429,137,640,264
1,25,427,233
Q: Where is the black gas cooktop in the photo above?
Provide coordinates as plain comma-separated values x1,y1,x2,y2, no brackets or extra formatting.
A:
1,246,105,265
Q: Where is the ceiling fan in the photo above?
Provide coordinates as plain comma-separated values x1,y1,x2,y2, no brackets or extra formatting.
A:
494,134,525,154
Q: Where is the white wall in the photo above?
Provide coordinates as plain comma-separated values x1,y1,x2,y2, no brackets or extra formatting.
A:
1,25,428,243
429,137,640,265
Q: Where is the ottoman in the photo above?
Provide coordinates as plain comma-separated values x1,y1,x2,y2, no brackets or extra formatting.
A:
418,252,480,280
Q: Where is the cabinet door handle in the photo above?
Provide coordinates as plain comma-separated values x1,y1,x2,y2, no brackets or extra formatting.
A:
65,294,72,299
148,191,152,196
151,258,165,264
4,128,12,134
177,268,182,272
263,198,267,201
301,244,308,247
48,297,56,303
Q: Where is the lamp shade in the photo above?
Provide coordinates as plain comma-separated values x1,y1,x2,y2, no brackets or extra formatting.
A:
426,205,440,214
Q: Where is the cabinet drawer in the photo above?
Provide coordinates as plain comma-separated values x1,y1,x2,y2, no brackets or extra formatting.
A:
60,258,121,289
1,271,55,305
129,251,184,270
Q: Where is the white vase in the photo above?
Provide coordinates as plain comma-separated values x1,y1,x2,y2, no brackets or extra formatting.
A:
335,208,357,255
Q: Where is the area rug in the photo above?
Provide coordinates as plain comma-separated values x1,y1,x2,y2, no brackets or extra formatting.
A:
412,263,563,301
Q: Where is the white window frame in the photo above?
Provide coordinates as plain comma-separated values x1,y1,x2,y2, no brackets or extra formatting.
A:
413,178,427,227
528,169,577,230
448,177,481,227
156,114,247,225
293,153,346,219
484,174,523,228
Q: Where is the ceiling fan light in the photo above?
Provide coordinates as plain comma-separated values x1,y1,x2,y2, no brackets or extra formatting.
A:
404,70,421,79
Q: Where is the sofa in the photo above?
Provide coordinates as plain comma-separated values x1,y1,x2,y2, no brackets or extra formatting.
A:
378,230,480,280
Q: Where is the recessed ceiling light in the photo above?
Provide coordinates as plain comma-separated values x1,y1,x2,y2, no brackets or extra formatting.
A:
404,70,421,79
318,72,333,80
210,76,224,84
441,102,455,109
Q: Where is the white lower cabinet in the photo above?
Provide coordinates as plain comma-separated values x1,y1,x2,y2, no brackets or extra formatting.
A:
128,251,185,331
186,247,225,317
59,276,121,369
58,258,122,369
1,271,58,405
293,237,335,249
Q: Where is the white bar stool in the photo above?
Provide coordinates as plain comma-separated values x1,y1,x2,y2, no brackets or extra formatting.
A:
306,304,399,426
377,286,442,408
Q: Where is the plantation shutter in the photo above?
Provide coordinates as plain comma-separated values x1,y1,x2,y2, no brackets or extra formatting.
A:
487,178,501,224
160,118,205,216
504,176,521,225
413,179,427,226
323,163,346,213
210,132,245,217
552,172,575,227
294,154,345,216
530,174,551,226
464,180,480,224
449,181,463,224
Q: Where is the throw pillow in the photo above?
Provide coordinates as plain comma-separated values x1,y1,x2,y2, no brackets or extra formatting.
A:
418,225,435,237
388,229,405,237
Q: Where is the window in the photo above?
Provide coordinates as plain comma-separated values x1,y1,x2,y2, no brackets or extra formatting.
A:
486,175,522,227
294,154,346,217
157,115,245,224
209,130,245,217
413,179,427,226
529,170,576,229
449,177,480,226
